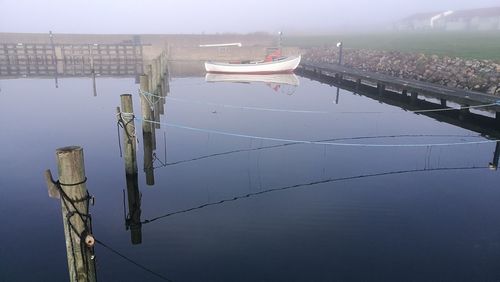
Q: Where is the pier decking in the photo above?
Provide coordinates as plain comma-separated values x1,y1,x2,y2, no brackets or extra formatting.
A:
297,61,500,139
298,61,500,111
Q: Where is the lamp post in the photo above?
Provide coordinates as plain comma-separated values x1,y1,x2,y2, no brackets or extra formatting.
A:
336,41,343,65
278,31,283,54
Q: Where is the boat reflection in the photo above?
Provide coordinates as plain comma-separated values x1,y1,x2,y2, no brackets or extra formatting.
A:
205,73,300,86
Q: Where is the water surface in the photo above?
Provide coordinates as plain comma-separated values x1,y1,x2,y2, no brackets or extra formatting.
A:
1,73,500,281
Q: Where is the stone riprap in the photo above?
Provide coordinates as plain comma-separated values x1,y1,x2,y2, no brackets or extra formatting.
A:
303,47,500,95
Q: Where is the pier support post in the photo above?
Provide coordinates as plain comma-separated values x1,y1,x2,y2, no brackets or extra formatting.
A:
45,146,96,282
377,83,385,95
402,89,407,96
440,98,447,107
410,92,418,104
356,78,361,91
335,73,342,84
459,104,470,121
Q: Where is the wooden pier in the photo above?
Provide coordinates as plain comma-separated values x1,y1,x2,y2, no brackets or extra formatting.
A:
297,61,500,139
298,61,500,112
0,42,144,77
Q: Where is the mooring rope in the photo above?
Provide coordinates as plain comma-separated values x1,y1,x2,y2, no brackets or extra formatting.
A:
50,177,96,282
139,90,500,115
139,89,328,114
52,175,172,281
116,112,137,157
133,116,499,147
152,133,485,169
94,239,174,282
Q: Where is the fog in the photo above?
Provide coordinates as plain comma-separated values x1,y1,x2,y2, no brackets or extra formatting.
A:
1,0,499,34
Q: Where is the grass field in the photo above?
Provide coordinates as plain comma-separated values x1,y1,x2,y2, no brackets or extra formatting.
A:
283,31,500,60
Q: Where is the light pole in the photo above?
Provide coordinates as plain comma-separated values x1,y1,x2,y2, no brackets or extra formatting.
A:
278,31,283,54
336,41,343,65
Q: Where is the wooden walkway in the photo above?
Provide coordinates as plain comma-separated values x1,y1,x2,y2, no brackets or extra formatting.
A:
298,61,500,111
296,61,500,140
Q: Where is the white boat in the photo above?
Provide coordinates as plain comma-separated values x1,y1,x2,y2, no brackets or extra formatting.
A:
205,73,299,86
204,55,301,74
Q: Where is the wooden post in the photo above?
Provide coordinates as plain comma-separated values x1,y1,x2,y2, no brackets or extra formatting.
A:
410,92,418,104
335,87,340,104
356,78,361,91
139,75,152,133
402,89,407,96
155,58,161,89
153,83,161,129
147,65,153,94
92,72,97,97
139,75,155,186
164,71,170,95
45,146,96,282
459,104,470,121
158,83,165,115
120,94,137,175
440,98,447,107
152,60,158,91
377,83,385,95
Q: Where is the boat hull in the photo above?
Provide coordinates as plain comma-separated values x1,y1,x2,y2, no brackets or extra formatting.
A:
205,55,301,74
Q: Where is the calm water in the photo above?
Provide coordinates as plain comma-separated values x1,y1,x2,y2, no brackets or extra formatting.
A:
1,73,500,282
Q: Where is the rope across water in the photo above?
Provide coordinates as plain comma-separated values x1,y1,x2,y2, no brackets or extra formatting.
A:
134,116,499,147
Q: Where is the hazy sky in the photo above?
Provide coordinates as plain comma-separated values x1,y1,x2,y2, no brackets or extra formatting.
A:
1,0,499,34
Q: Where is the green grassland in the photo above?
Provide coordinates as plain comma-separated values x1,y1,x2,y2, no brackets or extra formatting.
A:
283,31,500,60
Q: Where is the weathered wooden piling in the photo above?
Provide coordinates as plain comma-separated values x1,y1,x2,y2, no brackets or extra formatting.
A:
147,65,153,94
155,59,161,89
377,83,385,95
120,94,137,175
356,78,361,91
152,61,158,90
459,104,470,121
44,146,96,282
154,97,161,129
92,72,97,97
410,92,418,103
440,98,447,107
139,75,155,186
139,75,153,133
335,73,342,84
158,83,165,115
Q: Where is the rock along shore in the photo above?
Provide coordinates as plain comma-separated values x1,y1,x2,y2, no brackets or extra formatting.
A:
303,47,500,95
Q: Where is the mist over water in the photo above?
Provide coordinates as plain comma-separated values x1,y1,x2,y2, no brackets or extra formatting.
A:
1,0,500,33
1,0,500,281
